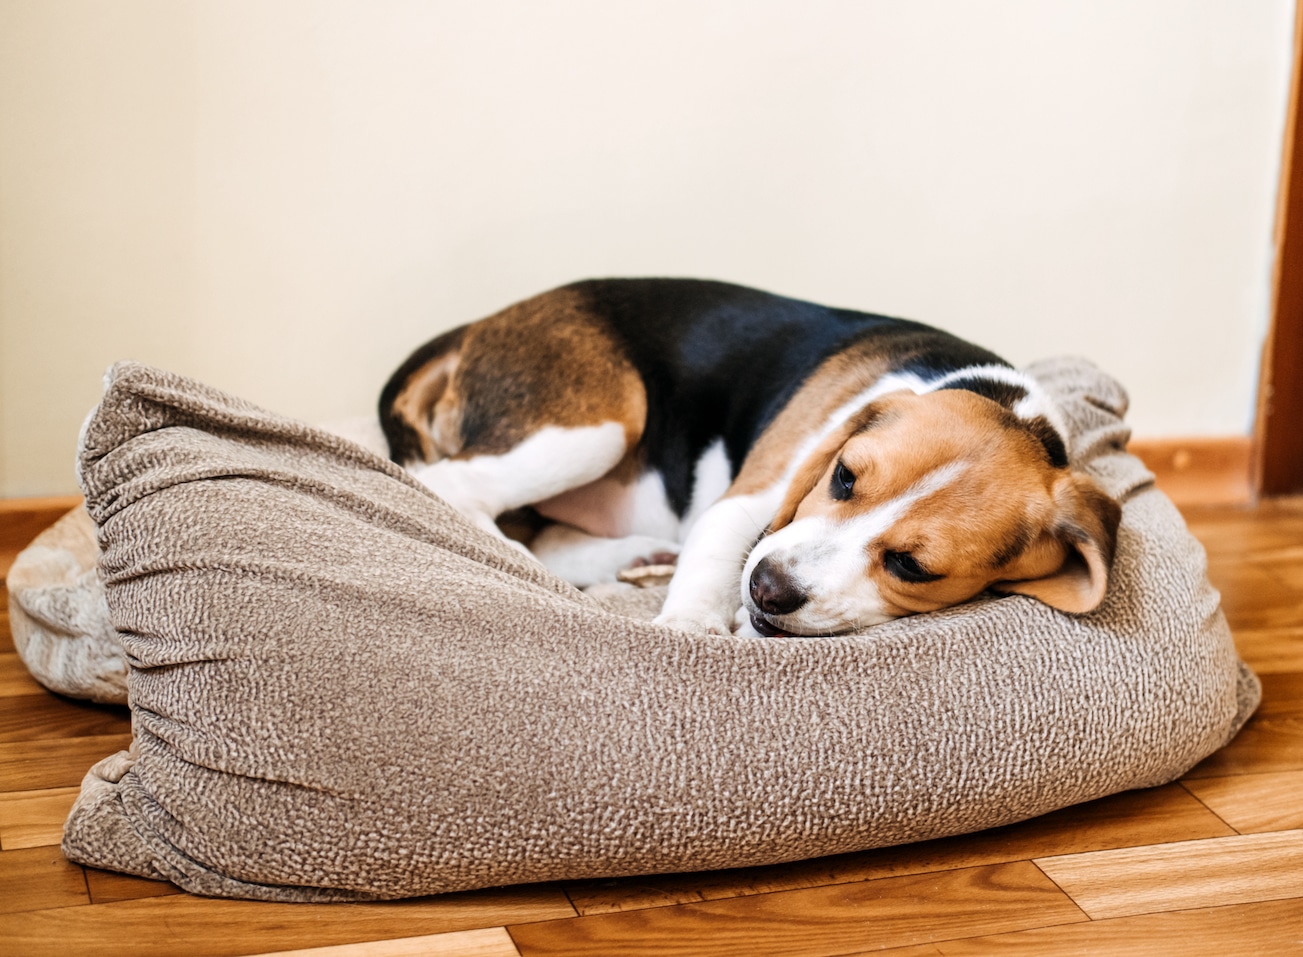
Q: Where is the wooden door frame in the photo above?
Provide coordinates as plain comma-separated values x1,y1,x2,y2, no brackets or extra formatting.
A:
1256,0,1303,497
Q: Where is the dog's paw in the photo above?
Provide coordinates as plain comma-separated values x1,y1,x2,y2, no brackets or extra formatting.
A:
627,551,679,569
653,609,733,635
617,550,679,588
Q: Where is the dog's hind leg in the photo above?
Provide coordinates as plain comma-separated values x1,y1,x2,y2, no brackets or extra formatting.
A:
529,523,679,586
412,423,633,553
381,287,649,553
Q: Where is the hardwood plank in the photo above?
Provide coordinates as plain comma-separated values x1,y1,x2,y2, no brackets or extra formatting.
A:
249,926,521,957
0,693,131,743
0,732,132,791
1205,561,1303,631
0,885,575,957
868,898,1303,956
85,865,184,904
565,783,1233,915
512,861,1086,957
0,651,46,698
0,845,89,914
1182,770,1303,833
1266,559,1303,595
1182,499,1303,558
1184,672,1303,778
0,785,79,849
1229,626,1303,674
1034,829,1303,920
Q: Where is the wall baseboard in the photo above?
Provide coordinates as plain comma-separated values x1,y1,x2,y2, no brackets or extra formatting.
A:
1128,437,1253,507
0,495,84,518
0,495,84,577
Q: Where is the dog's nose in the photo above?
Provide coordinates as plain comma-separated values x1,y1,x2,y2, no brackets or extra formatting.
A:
749,558,808,615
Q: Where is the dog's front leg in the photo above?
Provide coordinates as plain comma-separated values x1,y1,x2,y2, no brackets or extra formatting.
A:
654,492,777,635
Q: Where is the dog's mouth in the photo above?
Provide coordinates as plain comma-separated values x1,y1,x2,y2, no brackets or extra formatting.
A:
749,613,794,638
749,610,863,639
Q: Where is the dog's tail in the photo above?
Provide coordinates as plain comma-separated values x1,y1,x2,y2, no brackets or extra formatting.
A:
378,325,466,465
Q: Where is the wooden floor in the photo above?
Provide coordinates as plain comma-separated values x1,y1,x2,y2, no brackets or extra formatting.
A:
1,497,1301,956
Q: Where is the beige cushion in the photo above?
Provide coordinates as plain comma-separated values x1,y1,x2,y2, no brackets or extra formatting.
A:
56,359,1257,901
8,506,124,704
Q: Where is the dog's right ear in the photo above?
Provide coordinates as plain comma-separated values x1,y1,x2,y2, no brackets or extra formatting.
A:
993,473,1122,614
768,412,869,532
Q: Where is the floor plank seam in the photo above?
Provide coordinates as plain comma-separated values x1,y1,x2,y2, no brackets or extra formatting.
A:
1028,859,1096,923
557,882,581,919
1175,781,1244,836
79,861,92,904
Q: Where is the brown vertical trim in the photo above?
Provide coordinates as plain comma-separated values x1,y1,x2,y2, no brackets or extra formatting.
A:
1258,0,1303,496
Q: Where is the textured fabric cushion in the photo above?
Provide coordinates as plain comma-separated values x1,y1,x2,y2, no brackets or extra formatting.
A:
59,359,1258,902
8,506,125,704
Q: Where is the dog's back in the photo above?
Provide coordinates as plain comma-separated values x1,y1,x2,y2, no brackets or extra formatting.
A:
380,278,1011,514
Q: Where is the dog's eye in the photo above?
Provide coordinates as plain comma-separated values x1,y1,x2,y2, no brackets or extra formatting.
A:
884,550,943,583
830,461,856,500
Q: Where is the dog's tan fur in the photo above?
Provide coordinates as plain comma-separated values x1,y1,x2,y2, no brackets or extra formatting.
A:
390,289,648,461
764,389,1114,619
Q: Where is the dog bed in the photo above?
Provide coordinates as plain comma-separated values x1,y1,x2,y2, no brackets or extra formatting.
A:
10,358,1257,902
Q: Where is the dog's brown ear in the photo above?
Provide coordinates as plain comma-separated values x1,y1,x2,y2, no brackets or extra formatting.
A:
767,417,862,532
993,473,1122,614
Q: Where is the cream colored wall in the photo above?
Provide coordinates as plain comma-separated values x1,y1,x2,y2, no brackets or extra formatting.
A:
0,0,1294,497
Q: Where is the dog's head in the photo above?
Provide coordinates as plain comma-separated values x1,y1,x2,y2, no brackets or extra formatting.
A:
742,387,1121,636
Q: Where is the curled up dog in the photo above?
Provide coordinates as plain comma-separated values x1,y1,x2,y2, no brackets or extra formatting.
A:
379,278,1121,638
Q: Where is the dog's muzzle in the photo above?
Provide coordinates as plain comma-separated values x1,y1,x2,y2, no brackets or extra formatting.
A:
747,556,808,637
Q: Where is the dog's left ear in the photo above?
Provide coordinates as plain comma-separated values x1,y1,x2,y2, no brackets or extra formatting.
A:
993,473,1122,614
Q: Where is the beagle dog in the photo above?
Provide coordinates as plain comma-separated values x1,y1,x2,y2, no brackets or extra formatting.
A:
380,278,1121,637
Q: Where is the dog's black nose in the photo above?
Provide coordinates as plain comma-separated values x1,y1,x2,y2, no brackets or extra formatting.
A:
749,558,808,615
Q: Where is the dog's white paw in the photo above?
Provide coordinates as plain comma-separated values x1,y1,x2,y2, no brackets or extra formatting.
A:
653,610,734,636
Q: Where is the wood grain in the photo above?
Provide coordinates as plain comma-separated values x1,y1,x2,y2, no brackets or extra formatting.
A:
1182,498,1303,557
870,898,1303,956
1034,829,1303,920
1228,626,1303,674
0,886,576,957
85,865,184,904
564,783,1233,915
0,732,132,791
1183,672,1303,779
249,927,522,957
0,651,47,698
0,693,131,743
512,862,1086,957
0,785,79,849
1182,770,1303,833
1205,561,1303,631
0,845,89,914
